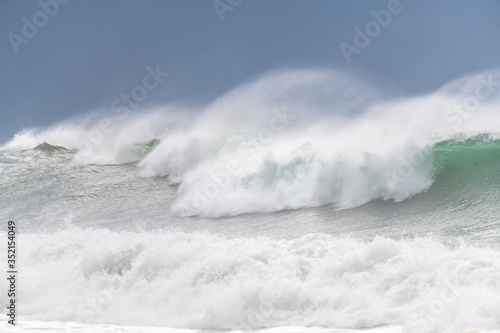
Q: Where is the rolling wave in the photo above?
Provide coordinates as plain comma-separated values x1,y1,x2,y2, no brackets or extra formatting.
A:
2,69,500,217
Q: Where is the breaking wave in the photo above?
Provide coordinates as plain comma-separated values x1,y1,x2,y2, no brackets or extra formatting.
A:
2,68,500,217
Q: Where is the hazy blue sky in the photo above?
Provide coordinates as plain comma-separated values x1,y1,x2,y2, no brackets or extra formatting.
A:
1,0,500,143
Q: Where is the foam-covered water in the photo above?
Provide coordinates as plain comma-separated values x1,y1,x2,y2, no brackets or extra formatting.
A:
2,69,500,332
1,229,500,332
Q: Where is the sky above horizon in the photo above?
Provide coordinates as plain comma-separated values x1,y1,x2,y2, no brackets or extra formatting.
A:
1,0,500,144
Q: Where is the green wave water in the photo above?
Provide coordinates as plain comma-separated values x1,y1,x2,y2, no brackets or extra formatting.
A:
428,136,500,206
34,142,72,153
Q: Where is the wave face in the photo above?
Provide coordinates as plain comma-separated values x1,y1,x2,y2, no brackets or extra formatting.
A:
0,228,499,333
430,137,500,207
4,69,500,217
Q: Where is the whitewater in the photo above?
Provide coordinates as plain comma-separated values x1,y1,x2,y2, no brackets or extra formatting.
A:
1,69,500,333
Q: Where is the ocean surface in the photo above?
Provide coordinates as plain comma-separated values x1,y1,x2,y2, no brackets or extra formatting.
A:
1,69,500,332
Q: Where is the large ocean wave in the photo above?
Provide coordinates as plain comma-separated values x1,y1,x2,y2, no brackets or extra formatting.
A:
2,69,500,217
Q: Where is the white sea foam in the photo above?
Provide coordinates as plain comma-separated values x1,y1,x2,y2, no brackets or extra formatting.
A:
0,320,405,333
0,229,499,332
